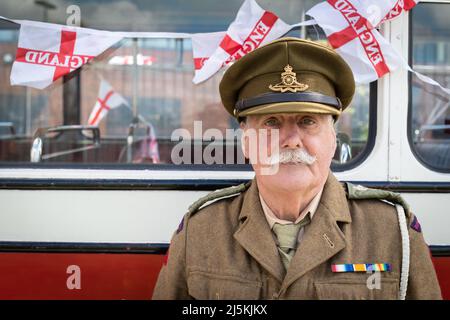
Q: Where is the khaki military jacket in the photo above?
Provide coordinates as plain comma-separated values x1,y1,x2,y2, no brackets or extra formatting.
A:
153,172,442,300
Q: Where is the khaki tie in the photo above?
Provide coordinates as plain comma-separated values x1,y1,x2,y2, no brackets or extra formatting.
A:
272,214,311,270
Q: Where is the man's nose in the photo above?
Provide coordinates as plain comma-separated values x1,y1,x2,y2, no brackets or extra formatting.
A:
280,124,303,149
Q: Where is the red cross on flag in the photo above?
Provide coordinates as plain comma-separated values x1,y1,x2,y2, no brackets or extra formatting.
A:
88,80,129,126
376,0,418,26
10,22,121,89
192,31,226,73
192,0,293,84
306,0,417,83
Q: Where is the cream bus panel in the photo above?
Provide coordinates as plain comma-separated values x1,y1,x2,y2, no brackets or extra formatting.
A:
0,189,448,246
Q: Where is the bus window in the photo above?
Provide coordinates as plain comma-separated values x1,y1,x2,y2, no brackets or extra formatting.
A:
332,81,375,170
0,0,374,170
409,2,450,173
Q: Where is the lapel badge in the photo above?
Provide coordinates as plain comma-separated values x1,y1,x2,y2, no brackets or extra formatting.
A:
331,263,392,273
269,64,309,93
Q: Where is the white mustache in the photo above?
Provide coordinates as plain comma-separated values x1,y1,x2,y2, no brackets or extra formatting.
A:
268,148,317,166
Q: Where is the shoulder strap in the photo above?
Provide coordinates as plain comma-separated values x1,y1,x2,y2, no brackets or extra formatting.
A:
345,182,410,214
187,181,251,216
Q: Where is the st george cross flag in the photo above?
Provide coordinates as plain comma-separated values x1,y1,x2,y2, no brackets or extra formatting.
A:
315,0,419,28
192,0,293,84
307,0,406,83
377,0,418,26
11,22,121,89
191,31,226,74
88,80,128,126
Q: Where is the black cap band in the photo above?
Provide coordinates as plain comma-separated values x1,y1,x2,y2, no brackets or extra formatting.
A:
235,92,342,112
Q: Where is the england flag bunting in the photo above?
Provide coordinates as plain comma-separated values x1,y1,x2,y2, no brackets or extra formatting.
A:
191,31,226,75
87,80,128,126
321,0,419,28
2,0,448,96
377,0,419,26
10,22,122,89
306,0,413,83
307,0,450,95
192,0,294,84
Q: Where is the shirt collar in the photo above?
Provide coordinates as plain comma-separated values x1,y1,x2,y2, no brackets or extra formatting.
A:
259,187,324,229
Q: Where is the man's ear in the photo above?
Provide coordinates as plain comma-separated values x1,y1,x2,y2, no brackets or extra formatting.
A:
331,130,337,159
240,129,249,159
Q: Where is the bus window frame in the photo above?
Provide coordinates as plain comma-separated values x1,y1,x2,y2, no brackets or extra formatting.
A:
0,81,377,173
331,81,377,172
0,30,377,176
407,2,450,174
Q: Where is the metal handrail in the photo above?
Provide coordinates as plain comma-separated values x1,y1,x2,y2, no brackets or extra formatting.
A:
30,125,100,162
0,122,16,136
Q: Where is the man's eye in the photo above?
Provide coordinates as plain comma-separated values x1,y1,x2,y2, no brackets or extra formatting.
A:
264,118,279,127
300,117,316,126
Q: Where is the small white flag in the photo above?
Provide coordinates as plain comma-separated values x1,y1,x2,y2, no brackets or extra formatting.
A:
88,80,128,126
10,22,121,89
308,1,450,96
192,0,293,84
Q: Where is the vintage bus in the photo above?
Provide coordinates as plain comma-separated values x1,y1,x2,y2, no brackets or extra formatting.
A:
0,0,449,299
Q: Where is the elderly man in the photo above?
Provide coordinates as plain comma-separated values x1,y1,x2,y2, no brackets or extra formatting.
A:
153,38,441,300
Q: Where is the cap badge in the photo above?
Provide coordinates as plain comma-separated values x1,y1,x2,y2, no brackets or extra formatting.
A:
269,65,309,93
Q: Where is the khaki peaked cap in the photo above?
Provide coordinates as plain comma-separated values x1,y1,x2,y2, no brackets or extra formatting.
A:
219,37,355,118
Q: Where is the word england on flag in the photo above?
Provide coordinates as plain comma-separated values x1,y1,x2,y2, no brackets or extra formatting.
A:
192,0,293,84
377,0,418,26
320,0,418,28
11,22,121,89
307,0,405,83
